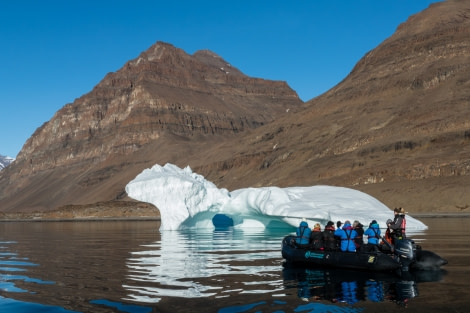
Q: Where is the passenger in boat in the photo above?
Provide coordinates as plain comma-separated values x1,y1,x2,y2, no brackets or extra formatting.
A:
334,220,358,252
353,220,364,251
309,223,323,250
380,219,394,252
323,221,336,251
388,207,407,242
295,220,312,246
364,220,381,251
335,221,342,249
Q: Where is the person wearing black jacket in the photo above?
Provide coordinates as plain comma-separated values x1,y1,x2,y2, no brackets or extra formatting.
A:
388,207,407,242
353,220,364,252
309,223,323,250
322,221,336,251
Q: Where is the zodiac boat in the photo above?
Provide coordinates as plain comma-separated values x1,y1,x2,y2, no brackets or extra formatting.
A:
281,235,447,272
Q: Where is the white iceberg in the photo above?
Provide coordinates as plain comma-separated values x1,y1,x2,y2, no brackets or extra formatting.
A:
125,163,427,231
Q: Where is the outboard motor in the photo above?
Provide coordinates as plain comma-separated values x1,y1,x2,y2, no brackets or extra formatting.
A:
394,239,417,271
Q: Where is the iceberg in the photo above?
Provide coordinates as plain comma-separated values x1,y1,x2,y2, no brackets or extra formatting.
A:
125,163,427,231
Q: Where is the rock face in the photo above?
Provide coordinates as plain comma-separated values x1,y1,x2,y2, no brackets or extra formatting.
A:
0,42,302,212
195,0,470,213
1,0,469,214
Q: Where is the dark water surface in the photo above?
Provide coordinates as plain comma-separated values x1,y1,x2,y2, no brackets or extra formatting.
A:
0,217,469,313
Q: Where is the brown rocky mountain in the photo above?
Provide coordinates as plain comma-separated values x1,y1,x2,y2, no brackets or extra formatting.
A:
196,0,470,213
0,42,303,213
1,0,469,217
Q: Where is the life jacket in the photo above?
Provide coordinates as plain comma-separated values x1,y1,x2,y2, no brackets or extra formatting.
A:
367,228,380,242
380,228,395,252
393,215,406,239
341,228,356,251
295,221,311,245
342,229,353,241
382,228,393,245
401,216,406,235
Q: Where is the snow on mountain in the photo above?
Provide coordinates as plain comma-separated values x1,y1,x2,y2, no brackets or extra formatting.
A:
0,154,15,170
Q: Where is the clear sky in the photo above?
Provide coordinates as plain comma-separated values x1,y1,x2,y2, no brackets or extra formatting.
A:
0,0,442,158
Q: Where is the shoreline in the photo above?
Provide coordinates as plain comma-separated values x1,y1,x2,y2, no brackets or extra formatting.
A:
409,212,470,218
1,212,469,223
0,217,161,223
0,200,160,222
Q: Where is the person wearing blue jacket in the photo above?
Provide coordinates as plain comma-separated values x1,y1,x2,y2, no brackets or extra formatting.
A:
364,220,381,251
334,220,357,252
295,220,311,246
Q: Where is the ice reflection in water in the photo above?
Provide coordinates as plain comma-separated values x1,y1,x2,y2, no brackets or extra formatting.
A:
124,228,286,303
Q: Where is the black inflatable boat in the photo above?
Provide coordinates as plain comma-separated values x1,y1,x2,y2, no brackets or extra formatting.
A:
281,235,447,272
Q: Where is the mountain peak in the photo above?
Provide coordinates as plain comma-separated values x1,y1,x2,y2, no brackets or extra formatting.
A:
137,41,180,61
0,155,14,170
0,40,301,212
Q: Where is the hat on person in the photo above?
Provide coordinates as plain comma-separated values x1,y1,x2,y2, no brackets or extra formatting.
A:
326,221,334,227
386,219,392,224
314,223,321,230
371,220,377,225
399,207,406,214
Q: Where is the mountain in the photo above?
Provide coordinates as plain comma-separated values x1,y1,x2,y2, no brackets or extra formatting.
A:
0,0,469,215
194,0,470,213
0,42,303,213
0,155,14,170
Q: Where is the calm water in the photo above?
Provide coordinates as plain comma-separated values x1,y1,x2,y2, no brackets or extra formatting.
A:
0,217,469,313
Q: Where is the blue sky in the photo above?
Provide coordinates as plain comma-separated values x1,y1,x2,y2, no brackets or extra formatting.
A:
0,1,441,158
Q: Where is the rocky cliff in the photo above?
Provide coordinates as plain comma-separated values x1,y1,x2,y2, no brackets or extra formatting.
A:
194,0,470,213
1,1,469,215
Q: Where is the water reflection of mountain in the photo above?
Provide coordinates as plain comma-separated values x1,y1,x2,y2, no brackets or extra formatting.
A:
282,265,447,307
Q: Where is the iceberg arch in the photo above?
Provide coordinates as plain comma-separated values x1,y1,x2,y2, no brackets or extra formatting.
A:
125,163,427,231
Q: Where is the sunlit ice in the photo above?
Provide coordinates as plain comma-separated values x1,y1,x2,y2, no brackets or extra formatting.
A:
125,163,427,232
